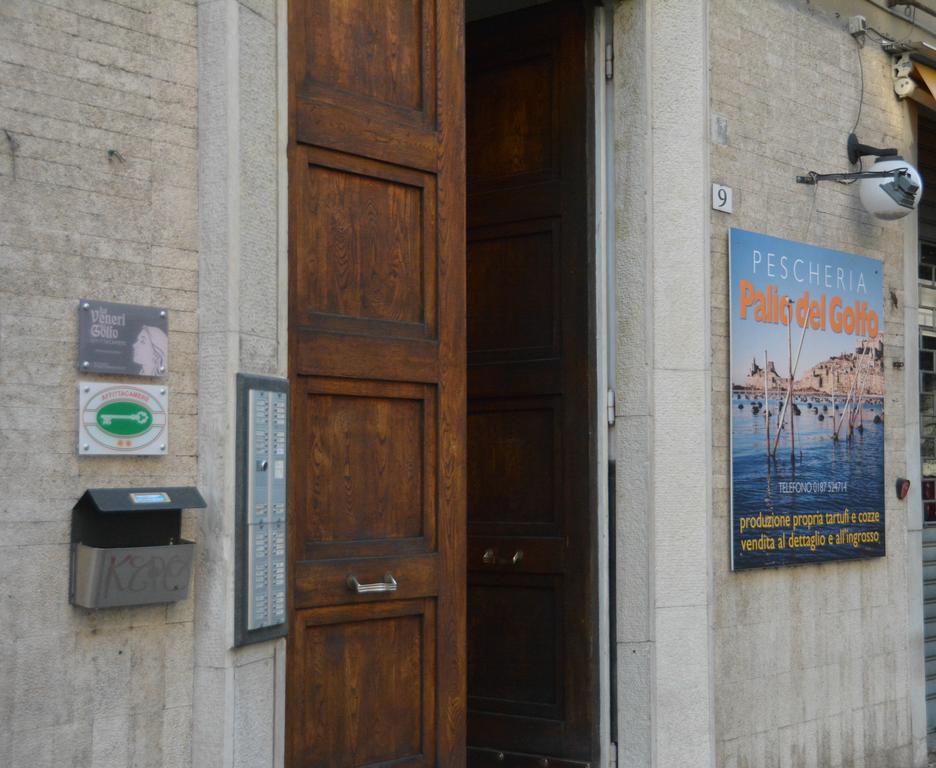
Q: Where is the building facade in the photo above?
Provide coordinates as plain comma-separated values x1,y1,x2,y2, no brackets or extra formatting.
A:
1,0,934,767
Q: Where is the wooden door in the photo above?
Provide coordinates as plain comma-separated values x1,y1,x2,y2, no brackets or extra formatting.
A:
465,3,595,766
286,3,465,767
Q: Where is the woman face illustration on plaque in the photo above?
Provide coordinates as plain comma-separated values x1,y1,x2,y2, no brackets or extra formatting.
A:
132,325,168,376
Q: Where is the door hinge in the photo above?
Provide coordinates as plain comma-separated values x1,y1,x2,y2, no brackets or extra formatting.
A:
607,388,616,426
608,742,618,768
605,42,614,80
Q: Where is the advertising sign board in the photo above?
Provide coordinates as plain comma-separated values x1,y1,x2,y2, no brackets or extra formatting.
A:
729,229,885,569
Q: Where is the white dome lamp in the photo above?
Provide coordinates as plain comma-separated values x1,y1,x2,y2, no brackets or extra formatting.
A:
796,133,923,220
848,134,923,220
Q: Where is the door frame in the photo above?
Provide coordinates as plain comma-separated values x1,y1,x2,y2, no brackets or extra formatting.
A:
590,5,615,767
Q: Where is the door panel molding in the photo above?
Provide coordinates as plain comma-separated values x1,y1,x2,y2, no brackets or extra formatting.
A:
287,2,465,766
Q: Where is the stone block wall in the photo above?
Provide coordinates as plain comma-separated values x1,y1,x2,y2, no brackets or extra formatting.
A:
0,1,198,766
709,1,925,766
193,0,287,765
613,1,715,765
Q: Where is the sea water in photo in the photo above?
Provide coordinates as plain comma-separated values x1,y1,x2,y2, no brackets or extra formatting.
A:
730,394,885,568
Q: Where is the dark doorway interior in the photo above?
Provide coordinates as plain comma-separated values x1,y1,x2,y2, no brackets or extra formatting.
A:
465,2,598,765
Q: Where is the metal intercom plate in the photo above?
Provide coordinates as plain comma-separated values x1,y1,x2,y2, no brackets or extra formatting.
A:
235,374,288,646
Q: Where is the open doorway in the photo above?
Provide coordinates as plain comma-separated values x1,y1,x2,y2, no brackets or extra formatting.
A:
465,2,599,765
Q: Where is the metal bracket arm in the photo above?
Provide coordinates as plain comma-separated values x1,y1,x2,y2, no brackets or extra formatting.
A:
795,169,909,184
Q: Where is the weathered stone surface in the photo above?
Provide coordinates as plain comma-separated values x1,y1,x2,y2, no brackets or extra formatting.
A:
706,1,924,766
0,0,198,762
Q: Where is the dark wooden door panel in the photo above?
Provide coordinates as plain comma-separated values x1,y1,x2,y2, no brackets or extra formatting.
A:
468,576,563,719
467,49,559,193
467,219,561,364
299,1,435,117
288,1,465,767
291,600,436,767
294,376,438,560
468,397,562,534
293,146,438,340
466,2,594,765
293,0,439,170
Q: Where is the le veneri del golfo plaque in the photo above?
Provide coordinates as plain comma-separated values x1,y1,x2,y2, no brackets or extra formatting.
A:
78,299,168,378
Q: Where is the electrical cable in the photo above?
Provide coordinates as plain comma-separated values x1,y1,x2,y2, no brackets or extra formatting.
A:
851,33,864,137
845,31,864,188
837,157,862,184
867,5,918,47
801,15,895,233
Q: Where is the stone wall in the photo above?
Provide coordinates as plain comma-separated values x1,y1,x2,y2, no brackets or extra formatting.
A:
613,1,715,766
708,1,926,765
193,0,287,765
0,0,199,766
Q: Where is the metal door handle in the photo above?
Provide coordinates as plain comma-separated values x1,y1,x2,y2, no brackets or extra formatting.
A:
481,548,524,565
346,573,397,593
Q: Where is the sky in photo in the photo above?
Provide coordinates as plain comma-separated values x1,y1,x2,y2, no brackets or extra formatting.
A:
729,229,884,385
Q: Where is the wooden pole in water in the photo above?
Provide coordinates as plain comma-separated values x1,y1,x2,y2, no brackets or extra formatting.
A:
773,310,809,456
851,344,871,431
765,349,770,458
848,354,855,439
832,371,848,442
772,318,808,457
835,344,870,441
849,345,871,437
831,372,836,439
788,302,795,463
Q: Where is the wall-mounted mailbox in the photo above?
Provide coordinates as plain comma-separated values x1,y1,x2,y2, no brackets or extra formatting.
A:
69,486,206,609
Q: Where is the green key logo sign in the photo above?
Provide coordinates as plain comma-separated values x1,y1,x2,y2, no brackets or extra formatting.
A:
79,383,168,456
96,400,153,436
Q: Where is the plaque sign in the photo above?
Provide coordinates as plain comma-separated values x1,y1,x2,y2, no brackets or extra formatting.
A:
78,383,169,456
78,299,168,377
